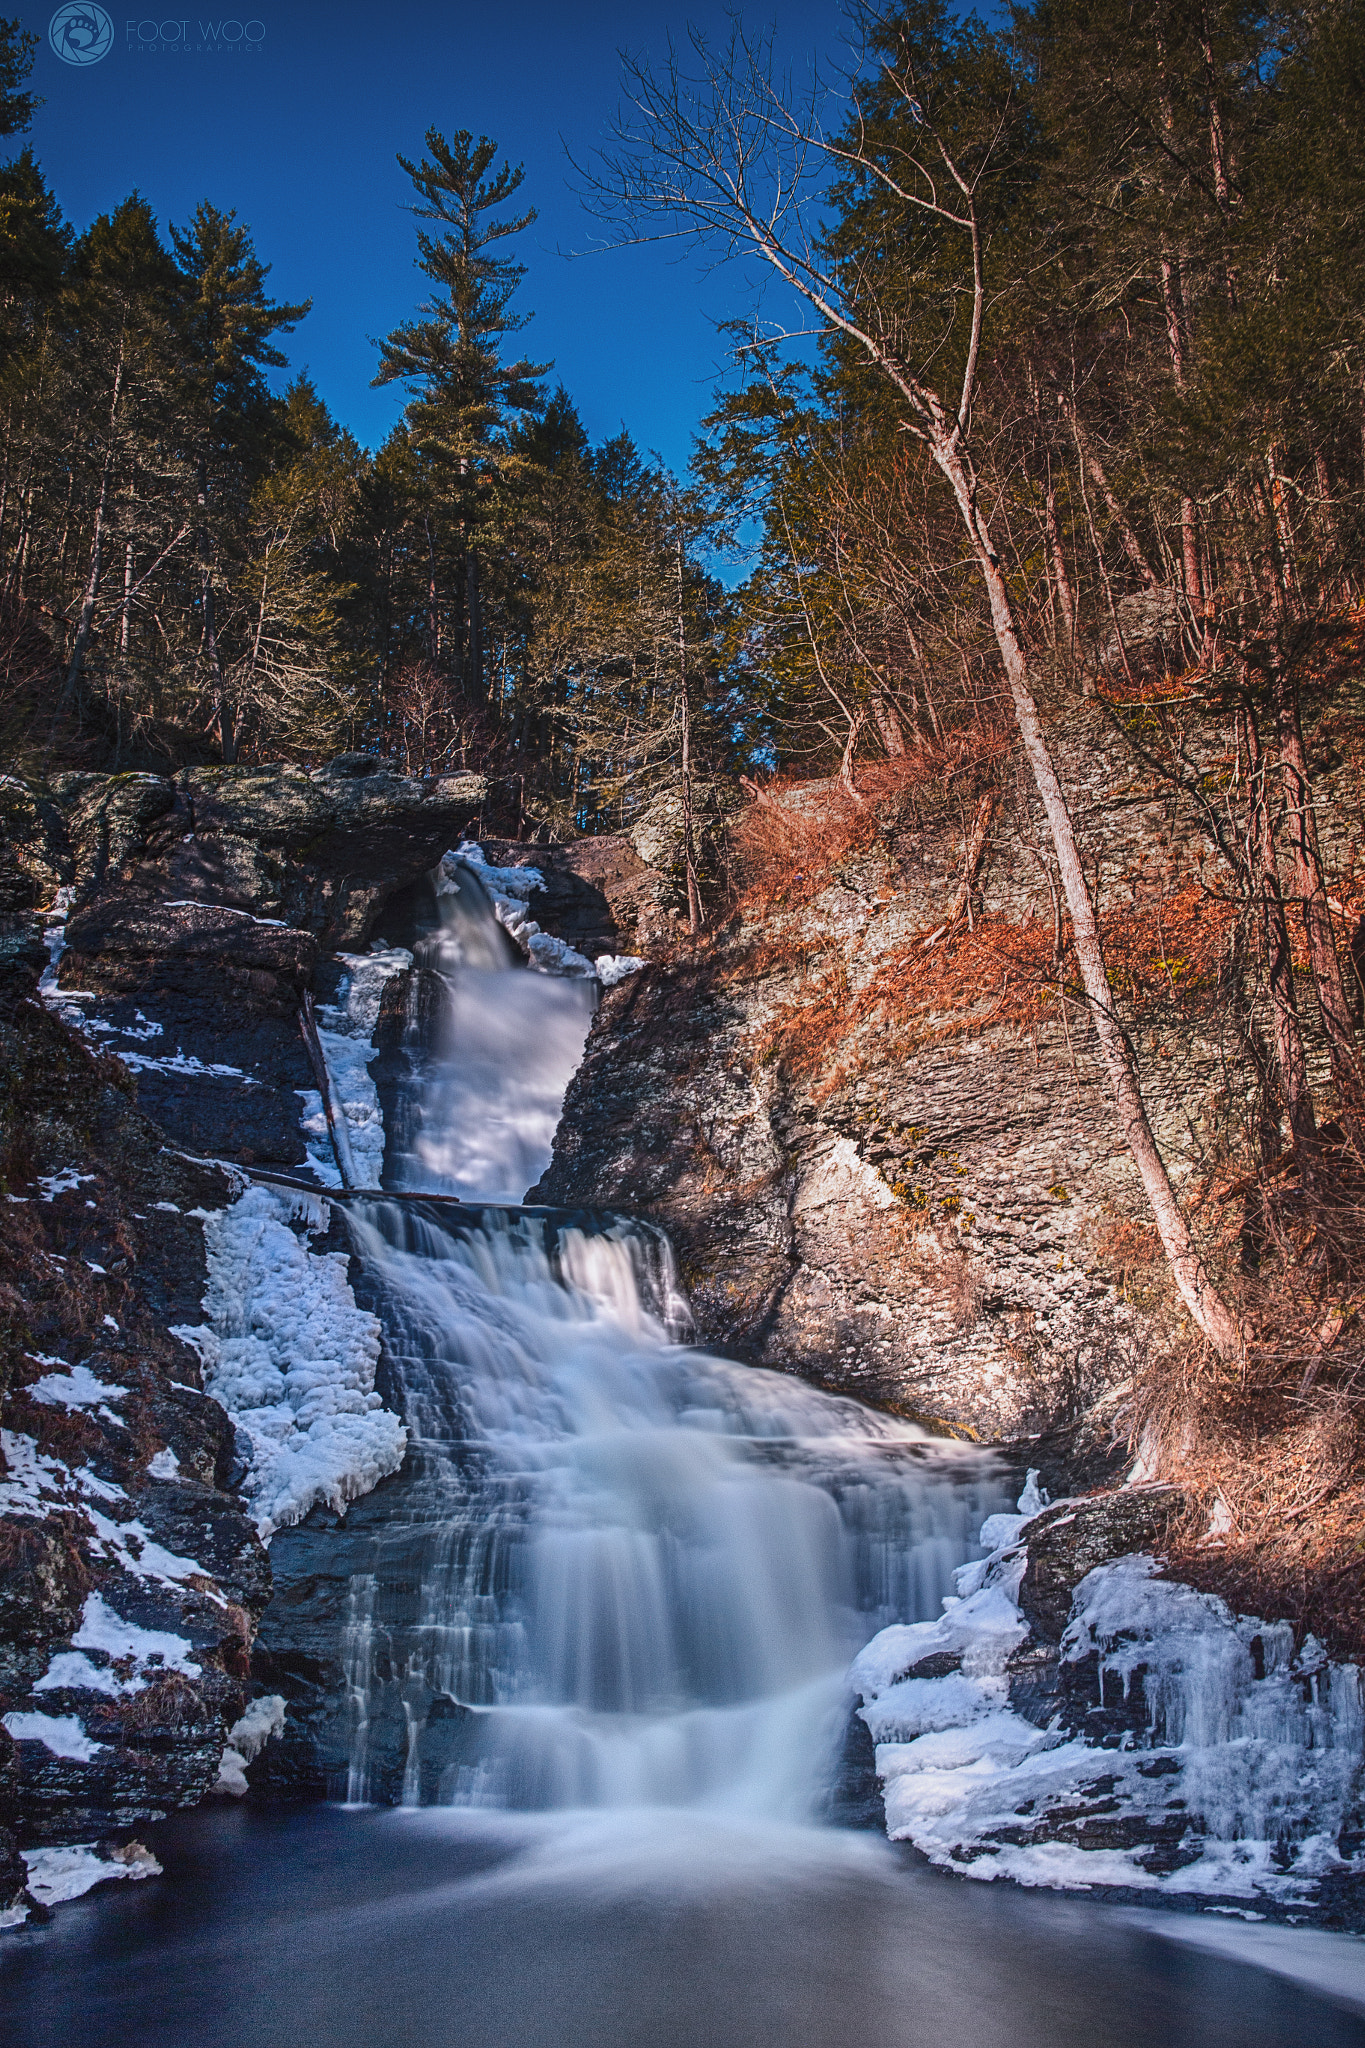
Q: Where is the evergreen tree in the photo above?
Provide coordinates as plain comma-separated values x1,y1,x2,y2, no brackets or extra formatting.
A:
375,131,548,701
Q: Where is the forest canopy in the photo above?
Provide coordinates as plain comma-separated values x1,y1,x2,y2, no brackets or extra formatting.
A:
0,1,1362,849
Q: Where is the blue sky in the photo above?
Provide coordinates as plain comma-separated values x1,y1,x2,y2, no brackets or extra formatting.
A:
24,1,849,473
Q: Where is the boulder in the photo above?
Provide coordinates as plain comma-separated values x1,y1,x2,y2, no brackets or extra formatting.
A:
55,757,486,952
61,899,317,1018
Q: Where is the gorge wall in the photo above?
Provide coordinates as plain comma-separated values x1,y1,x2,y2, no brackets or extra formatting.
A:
2,698,1362,1923
0,755,490,1915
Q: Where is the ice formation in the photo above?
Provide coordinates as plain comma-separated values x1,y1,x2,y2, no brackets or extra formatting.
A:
300,945,411,1189
852,1484,1365,1902
31,1594,201,1704
449,844,643,985
2,1711,101,1761
176,1183,405,1539
26,1363,128,1412
214,1693,287,1796
19,1841,161,1911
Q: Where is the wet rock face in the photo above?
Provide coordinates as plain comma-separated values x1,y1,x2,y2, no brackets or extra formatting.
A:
475,835,664,956
1016,1488,1190,1646
61,758,487,950
534,954,1153,1445
1005,1488,1190,1741
0,758,509,1881
44,756,484,1171
0,777,70,996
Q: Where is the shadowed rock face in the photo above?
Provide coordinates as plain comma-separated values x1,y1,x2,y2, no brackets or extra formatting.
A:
530,957,1162,1456
47,757,486,1171
59,758,488,951
0,987,270,1913
0,754,497,1901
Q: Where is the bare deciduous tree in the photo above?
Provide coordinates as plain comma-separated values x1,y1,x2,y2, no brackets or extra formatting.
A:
589,9,1242,1355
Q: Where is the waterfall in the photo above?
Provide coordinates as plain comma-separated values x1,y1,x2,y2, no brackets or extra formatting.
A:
380,857,599,1202
333,855,1006,1817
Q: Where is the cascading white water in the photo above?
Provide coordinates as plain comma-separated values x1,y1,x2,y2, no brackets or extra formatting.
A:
386,859,598,1202
338,856,1007,1817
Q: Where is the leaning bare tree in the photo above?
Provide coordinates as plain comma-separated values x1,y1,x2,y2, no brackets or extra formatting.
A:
589,6,1241,1356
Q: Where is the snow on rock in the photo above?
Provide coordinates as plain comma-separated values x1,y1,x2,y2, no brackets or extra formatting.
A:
21,1841,161,1909
449,844,595,979
176,1184,405,1539
2,1711,102,1761
526,929,598,977
851,1477,1365,1903
214,1693,286,1796
69,1590,200,1680
37,884,73,999
299,946,411,1188
26,1363,128,1411
594,954,646,988
31,1586,203,1703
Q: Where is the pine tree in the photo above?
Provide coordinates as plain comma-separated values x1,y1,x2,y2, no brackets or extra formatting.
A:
375,131,548,701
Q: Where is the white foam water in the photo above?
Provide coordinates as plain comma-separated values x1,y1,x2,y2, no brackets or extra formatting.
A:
340,1201,1005,1815
384,857,597,1203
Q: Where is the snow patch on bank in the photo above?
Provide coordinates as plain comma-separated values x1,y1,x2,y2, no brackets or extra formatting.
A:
2,1710,102,1760
21,1841,161,1910
26,1363,128,1412
175,1184,405,1539
214,1693,286,1795
852,1481,1365,1904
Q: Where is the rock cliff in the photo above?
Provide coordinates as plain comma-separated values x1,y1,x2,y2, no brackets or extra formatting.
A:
0,753,484,1916
532,702,1316,1468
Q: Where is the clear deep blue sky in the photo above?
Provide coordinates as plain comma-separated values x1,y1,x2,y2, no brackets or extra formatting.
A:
23,2,850,472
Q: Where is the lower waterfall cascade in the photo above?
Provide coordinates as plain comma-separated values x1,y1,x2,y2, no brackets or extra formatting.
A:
321,852,1005,1815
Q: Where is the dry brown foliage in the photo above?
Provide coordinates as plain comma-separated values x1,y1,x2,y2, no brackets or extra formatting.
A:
728,720,1012,917
1124,1147,1365,1653
117,1670,217,1734
742,881,1235,1106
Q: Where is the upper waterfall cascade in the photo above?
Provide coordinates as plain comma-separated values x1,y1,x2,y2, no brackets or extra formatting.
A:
333,857,1005,1813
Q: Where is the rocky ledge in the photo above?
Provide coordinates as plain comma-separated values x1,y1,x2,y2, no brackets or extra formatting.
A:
0,756,662,1918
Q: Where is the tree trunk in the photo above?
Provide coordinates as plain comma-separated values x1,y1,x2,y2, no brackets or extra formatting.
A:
1044,476,1076,648
932,431,1242,1356
948,790,996,930
1240,702,1317,1158
1059,395,1160,591
1271,658,1365,1135
466,548,483,701
64,353,125,706
676,526,704,935
196,461,233,764
872,691,907,757
1158,255,1204,614
120,538,134,656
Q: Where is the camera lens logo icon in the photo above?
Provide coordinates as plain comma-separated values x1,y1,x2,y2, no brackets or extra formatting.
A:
49,5,114,66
